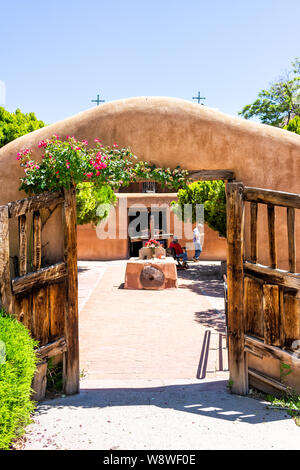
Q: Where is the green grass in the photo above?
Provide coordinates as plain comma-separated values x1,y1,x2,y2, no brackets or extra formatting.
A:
249,387,300,427
266,393,300,426
0,310,38,450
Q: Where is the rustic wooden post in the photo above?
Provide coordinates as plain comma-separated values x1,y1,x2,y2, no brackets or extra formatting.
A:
0,205,13,314
287,207,296,273
250,202,258,263
267,204,277,269
62,187,79,395
18,214,27,276
226,182,248,395
33,210,42,271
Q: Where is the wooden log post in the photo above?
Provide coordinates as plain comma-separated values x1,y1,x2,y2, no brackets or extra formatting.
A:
0,205,13,314
33,210,42,271
226,182,248,395
267,205,277,269
18,214,27,276
62,188,79,395
287,207,296,273
250,202,258,264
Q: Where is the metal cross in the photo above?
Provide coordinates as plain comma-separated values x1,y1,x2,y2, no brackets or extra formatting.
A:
192,91,206,105
91,94,105,106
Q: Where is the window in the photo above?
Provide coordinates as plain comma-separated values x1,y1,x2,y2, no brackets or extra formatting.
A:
142,181,156,193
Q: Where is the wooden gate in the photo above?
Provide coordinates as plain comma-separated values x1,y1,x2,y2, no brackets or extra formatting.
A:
227,182,300,395
0,188,79,399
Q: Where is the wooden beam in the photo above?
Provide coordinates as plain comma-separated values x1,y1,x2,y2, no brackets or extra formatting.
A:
244,186,300,209
8,191,64,219
11,262,67,295
250,202,258,263
62,187,79,395
248,368,289,393
33,210,42,271
287,207,296,273
0,205,13,314
18,214,27,276
245,334,300,366
226,182,248,395
189,169,235,181
36,337,67,360
244,261,300,290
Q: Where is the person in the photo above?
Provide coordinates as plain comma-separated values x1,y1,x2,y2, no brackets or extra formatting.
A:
193,223,203,261
169,236,188,265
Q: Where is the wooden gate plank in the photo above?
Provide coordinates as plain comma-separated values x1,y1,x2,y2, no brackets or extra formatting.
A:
0,205,13,314
283,293,300,349
263,284,280,346
244,276,264,338
62,187,79,395
49,281,66,340
32,286,49,346
226,182,248,395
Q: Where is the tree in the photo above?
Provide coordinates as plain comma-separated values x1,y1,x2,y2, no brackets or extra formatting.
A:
171,180,227,238
239,58,300,127
0,107,45,148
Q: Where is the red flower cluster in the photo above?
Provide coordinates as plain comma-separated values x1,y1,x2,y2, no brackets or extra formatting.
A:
145,239,160,247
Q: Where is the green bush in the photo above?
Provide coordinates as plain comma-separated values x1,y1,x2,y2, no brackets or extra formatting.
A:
284,116,300,135
0,107,45,148
0,310,37,450
172,180,227,238
76,182,117,226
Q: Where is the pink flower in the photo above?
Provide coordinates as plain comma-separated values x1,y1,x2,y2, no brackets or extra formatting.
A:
82,140,88,145
66,161,70,169
75,146,81,151
22,148,30,155
94,138,102,143
16,153,22,160
96,171,100,176
86,172,93,178
113,142,118,148
53,133,59,139
38,140,47,148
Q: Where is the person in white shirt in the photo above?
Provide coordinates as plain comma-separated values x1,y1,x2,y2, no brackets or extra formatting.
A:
193,223,203,261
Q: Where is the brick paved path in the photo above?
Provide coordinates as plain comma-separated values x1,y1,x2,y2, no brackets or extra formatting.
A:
78,261,228,382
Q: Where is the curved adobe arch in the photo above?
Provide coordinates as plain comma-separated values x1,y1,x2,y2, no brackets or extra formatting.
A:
0,97,299,268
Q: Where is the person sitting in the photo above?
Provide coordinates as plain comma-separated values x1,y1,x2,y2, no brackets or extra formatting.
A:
169,236,188,267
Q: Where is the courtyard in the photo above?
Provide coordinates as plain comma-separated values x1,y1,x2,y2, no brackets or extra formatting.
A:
21,260,300,450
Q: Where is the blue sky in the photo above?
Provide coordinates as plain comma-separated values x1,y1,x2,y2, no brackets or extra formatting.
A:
1,0,299,124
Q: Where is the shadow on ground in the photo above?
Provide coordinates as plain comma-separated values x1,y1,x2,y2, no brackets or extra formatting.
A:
194,309,226,334
34,381,288,425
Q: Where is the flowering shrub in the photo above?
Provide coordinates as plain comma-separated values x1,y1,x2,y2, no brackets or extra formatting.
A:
16,135,190,225
17,135,109,194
